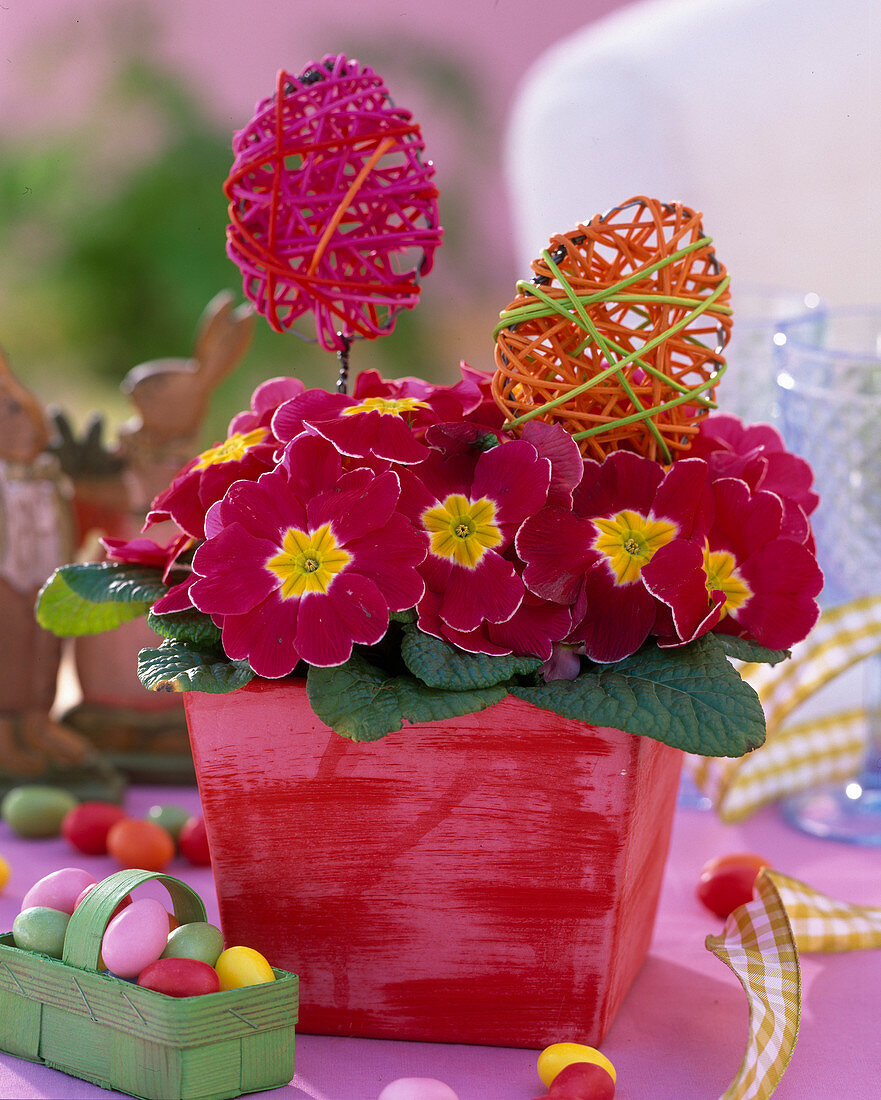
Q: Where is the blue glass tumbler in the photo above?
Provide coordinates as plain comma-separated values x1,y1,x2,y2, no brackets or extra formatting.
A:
775,307,881,843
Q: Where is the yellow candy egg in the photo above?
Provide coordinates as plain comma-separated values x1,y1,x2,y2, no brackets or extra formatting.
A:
537,1042,616,1088
0,854,11,892
215,945,275,990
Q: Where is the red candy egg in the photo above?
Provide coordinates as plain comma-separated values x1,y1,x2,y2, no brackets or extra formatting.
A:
61,802,127,855
178,816,211,866
696,852,769,918
137,956,221,997
535,1063,616,1100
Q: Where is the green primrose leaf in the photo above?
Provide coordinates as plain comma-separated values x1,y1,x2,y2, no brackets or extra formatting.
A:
401,626,543,689
713,634,791,666
36,563,166,636
307,652,506,742
138,641,254,695
147,608,223,650
510,634,766,757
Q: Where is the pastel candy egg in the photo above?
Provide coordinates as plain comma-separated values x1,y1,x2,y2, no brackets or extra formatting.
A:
1,785,78,838
146,804,191,842
13,907,70,958
544,1063,616,1100
101,897,170,978
22,868,97,915
162,921,224,966
106,818,175,871
538,1044,616,1088
137,957,221,997
214,946,275,990
378,1080,460,1100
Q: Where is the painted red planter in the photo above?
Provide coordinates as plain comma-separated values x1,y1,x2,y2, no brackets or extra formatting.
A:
184,679,682,1048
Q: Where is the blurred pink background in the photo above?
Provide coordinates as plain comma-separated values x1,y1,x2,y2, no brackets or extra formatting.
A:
1,0,633,285
1,0,638,427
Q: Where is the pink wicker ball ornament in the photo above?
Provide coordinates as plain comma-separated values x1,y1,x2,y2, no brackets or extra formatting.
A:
224,56,442,352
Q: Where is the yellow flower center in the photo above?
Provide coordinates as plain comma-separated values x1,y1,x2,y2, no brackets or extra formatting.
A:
704,548,752,617
266,524,352,598
422,493,502,568
592,509,679,585
194,428,268,470
342,396,429,418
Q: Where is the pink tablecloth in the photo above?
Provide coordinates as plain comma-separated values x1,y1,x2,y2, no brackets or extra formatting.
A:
2,784,879,1100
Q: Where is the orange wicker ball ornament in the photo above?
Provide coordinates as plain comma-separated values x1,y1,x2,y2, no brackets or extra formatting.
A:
491,197,732,463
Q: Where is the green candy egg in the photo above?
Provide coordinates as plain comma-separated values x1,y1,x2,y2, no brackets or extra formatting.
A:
162,921,225,967
146,804,191,842
1,786,78,838
13,906,70,958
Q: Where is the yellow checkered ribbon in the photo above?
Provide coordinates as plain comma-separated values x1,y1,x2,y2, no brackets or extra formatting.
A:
688,595,881,821
708,869,881,1100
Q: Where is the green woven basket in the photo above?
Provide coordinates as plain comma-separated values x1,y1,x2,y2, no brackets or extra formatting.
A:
0,869,298,1100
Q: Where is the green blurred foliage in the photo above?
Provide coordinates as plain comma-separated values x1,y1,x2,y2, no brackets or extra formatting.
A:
0,28,498,448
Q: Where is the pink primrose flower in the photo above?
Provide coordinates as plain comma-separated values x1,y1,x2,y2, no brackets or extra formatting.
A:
352,363,503,428
271,387,434,464
101,531,193,582
401,434,552,636
416,573,573,660
188,434,427,677
228,376,306,434
699,476,823,649
147,419,287,540
518,452,716,663
691,413,819,545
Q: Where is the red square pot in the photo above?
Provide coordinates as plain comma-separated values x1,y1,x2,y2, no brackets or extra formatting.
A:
184,679,682,1048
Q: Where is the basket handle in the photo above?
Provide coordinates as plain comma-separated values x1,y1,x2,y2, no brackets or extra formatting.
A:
62,869,207,971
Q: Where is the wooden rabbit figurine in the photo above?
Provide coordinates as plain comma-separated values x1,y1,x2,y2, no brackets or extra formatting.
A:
61,292,255,783
117,289,256,512
0,349,122,798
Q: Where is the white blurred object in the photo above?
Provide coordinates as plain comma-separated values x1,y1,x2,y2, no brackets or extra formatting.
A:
506,0,881,310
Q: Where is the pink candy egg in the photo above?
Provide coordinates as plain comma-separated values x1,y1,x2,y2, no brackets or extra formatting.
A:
21,867,97,915
101,897,170,978
378,1080,460,1100
137,957,221,997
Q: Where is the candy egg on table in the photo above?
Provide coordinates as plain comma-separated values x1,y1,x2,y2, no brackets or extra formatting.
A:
162,920,224,966
178,815,211,866
22,867,97,914
378,1079,460,1100
696,852,769,918
137,956,221,997
0,853,10,892
1,785,78,838
13,906,70,958
101,897,170,978
214,945,275,990
537,1043,616,1089
62,801,127,855
146,804,191,842
106,817,175,871
540,1062,616,1100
